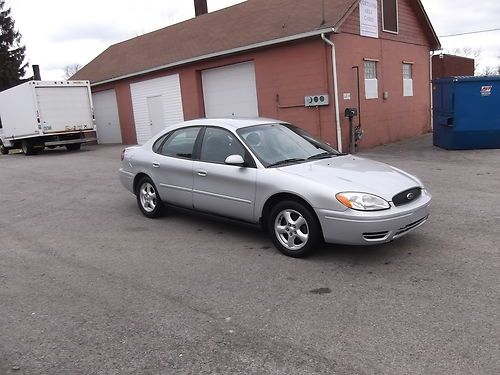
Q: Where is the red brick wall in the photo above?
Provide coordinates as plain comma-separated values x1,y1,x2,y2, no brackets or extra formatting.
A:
91,0,434,150
333,0,433,149
432,55,475,78
341,0,431,47
253,40,337,143
177,41,336,143
93,39,338,147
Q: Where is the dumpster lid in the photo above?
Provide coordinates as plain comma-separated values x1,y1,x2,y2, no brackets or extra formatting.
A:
433,76,500,83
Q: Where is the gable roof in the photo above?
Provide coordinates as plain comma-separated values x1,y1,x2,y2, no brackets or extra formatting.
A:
73,0,439,85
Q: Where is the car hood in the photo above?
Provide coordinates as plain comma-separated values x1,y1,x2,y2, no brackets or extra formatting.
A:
277,155,422,200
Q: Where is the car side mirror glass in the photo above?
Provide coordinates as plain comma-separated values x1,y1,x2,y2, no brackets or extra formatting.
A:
225,154,245,166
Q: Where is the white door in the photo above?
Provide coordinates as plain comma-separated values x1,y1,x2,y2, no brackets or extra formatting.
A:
202,61,259,118
147,96,165,137
130,75,184,144
93,89,122,144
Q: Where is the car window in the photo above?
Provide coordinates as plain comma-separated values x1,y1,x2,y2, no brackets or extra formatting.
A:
200,127,246,164
152,133,170,153
238,123,338,167
158,127,201,158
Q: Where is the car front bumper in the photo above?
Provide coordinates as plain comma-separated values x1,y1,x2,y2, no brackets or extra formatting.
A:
315,191,431,245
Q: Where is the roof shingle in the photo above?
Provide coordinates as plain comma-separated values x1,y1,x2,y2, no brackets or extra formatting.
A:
72,0,358,84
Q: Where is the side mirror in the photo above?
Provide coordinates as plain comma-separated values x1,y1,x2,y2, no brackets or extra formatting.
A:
225,154,245,166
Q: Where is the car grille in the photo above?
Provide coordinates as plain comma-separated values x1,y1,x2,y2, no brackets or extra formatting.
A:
392,187,422,206
394,216,428,238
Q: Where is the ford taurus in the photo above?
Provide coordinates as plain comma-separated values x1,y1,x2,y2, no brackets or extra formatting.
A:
119,118,431,257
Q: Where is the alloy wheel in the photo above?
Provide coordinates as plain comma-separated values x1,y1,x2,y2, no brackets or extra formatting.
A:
274,209,309,251
139,182,157,213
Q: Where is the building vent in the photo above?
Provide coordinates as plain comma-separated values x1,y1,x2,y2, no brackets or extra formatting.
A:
304,94,329,107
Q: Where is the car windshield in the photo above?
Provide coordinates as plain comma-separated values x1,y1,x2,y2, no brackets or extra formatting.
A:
237,123,341,167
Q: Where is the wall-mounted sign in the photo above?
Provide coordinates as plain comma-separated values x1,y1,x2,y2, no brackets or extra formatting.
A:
343,93,351,100
360,0,379,38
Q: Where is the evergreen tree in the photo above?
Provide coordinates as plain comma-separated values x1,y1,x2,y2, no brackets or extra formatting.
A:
0,0,27,90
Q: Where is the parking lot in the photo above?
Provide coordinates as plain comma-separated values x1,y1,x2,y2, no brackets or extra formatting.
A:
0,134,499,375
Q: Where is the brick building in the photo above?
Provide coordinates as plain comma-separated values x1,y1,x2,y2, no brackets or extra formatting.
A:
432,54,475,79
73,0,440,151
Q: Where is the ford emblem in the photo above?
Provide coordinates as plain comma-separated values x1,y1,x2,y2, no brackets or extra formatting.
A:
406,192,415,200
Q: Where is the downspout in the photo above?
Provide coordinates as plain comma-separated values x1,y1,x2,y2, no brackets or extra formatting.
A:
321,32,343,152
429,52,433,131
429,51,438,131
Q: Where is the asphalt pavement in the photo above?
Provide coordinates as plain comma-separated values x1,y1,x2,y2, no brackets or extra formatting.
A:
0,135,499,374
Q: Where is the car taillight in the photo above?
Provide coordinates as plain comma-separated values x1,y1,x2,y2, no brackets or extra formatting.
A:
121,149,126,161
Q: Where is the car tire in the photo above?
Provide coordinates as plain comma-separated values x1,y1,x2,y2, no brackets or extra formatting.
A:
136,177,165,218
66,143,81,151
268,200,321,258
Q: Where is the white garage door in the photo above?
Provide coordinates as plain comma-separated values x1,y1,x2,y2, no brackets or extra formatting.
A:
92,89,122,144
202,61,259,118
130,75,184,144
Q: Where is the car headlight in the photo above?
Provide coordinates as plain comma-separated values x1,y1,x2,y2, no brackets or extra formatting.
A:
336,192,390,211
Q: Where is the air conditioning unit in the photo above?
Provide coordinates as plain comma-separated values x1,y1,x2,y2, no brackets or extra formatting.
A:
304,94,329,107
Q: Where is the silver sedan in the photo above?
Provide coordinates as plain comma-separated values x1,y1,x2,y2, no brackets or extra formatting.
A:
119,118,431,257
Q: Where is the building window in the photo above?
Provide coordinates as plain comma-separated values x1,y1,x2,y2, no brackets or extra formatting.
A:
382,0,398,33
364,60,378,99
403,63,413,97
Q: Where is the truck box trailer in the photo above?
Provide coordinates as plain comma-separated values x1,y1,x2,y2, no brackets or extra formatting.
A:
0,80,97,155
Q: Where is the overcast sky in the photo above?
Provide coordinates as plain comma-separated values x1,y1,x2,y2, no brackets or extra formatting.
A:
5,0,500,80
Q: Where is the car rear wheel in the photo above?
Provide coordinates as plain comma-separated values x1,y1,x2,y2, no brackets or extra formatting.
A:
136,177,165,218
268,200,321,258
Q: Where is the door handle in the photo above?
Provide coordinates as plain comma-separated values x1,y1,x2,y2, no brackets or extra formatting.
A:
152,162,160,168
197,170,207,177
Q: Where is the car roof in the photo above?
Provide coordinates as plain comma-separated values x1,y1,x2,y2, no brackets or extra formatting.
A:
176,118,287,130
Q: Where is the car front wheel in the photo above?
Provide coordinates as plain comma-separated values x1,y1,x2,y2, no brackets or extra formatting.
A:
268,200,321,258
136,177,165,218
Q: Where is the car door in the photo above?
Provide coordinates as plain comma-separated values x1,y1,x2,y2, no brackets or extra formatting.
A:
152,126,201,208
193,127,257,222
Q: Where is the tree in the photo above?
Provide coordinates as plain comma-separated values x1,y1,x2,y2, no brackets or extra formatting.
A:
481,65,500,76
64,64,81,79
0,0,27,90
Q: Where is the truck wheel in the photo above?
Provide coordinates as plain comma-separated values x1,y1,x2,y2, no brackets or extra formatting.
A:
0,143,8,155
66,144,81,151
22,140,37,156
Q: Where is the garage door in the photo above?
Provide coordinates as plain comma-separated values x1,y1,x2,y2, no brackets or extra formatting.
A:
130,75,184,144
92,89,122,144
202,61,259,118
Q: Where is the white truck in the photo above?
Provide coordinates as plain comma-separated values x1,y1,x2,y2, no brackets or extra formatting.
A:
0,80,97,155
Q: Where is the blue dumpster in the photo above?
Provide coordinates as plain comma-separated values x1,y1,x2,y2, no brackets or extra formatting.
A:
432,76,500,150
